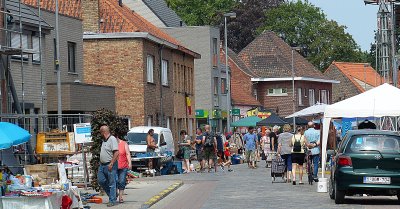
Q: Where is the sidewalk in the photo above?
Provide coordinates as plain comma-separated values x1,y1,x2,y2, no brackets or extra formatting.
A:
84,179,183,209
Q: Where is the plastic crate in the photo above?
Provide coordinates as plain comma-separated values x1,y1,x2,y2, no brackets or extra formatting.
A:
172,161,183,174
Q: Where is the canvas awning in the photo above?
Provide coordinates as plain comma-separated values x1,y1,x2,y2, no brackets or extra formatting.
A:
231,116,262,127
285,103,327,118
256,113,286,126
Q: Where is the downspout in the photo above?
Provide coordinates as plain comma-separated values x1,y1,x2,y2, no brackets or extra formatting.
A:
159,44,164,127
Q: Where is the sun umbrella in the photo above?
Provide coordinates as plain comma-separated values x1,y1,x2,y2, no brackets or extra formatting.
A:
0,122,31,149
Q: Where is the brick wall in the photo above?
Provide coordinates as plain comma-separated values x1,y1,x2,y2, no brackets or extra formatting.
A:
257,81,332,117
82,0,99,33
84,37,196,141
324,65,361,102
83,38,146,126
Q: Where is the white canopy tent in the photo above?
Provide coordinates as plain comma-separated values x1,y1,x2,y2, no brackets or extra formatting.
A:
285,103,327,118
321,83,400,179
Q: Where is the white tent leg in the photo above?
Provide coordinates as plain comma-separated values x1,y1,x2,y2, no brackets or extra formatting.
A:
321,117,331,179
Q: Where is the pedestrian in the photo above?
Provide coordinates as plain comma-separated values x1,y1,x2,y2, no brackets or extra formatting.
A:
278,124,293,183
243,126,258,169
202,125,217,172
98,125,119,207
270,126,279,152
179,130,192,173
230,128,244,154
195,128,205,172
221,141,233,172
216,132,225,169
116,131,131,203
290,126,314,185
146,129,158,173
261,129,272,167
304,122,320,182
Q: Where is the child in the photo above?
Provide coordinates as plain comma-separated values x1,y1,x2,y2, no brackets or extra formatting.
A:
221,141,233,172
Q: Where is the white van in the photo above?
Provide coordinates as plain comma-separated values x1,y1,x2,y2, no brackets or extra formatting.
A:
126,126,175,170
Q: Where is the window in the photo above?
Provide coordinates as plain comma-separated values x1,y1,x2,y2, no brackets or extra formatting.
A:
166,117,171,129
298,88,303,105
11,33,29,60
147,116,152,126
327,90,330,104
147,55,154,83
253,88,258,100
221,78,227,94
267,88,287,96
212,38,218,55
161,59,168,86
212,38,218,67
320,90,328,104
309,89,315,105
214,77,219,95
188,119,193,136
67,42,76,73
32,36,40,62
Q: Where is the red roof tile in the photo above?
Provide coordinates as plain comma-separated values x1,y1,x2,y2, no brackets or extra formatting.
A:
238,31,329,80
328,62,383,92
23,0,82,19
99,0,179,45
220,47,260,106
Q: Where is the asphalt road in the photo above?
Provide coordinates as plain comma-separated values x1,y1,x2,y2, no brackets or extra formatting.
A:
151,162,400,209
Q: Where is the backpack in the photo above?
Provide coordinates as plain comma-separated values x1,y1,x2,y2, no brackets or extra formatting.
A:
204,132,214,147
293,135,303,152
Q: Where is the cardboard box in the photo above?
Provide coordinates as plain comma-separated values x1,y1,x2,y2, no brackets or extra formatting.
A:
25,164,59,185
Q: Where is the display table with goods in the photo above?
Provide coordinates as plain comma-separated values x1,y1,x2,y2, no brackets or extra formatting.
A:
0,164,83,209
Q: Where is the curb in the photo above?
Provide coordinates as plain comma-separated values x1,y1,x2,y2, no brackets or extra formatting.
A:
140,181,183,209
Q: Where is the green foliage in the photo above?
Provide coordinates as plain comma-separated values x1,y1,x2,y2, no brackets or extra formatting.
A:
223,0,284,53
89,108,128,191
165,0,238,26
259,1,367,71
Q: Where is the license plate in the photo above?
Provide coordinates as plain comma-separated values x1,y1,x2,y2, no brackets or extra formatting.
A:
363,177,391,184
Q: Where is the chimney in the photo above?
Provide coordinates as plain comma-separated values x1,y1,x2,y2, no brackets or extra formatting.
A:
82,0,100,33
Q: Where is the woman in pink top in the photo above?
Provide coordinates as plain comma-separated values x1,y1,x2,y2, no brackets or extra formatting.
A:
117,133,131,203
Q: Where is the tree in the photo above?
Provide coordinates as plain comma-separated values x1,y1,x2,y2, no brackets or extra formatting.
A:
90,108,128,191
165,0,238,26
258,1,367,71
221,0,284,53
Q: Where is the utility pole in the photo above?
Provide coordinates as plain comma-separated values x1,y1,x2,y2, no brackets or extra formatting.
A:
55,0,62,130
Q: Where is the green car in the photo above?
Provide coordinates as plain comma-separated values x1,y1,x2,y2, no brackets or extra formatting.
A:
328,130,400,204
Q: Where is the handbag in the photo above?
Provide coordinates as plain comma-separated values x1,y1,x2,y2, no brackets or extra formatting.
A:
176,148,184,159
261,150,266,160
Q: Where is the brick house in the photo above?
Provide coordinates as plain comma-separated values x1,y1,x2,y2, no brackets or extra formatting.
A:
238,31,338,117
220,47,260,120
82,0,199,139
324,62,383,103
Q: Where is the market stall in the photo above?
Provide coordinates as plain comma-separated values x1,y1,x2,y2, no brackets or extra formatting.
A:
0,122,83,209
321,83,400,191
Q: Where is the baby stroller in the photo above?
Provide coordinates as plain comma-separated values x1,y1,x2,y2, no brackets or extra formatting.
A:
271,154,286,183
305,149,314,185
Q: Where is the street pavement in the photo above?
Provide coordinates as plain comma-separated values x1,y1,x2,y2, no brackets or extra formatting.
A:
87,162,399,209
151,162,400,209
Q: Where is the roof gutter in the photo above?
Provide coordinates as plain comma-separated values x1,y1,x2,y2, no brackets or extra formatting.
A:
251,77,340,84
83,32,178,49
83,32,200,58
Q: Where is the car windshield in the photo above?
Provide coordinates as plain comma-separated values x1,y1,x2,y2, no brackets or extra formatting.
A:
127,133,158,145
347,134,400,154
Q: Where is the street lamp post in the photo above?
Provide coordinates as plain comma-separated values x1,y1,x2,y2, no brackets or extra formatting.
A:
291,47,301,131
224,12,236,133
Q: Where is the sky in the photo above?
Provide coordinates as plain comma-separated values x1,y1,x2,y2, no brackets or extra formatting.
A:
307,0,378,51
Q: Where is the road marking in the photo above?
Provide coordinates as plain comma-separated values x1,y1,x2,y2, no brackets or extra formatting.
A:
140,181,183,209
